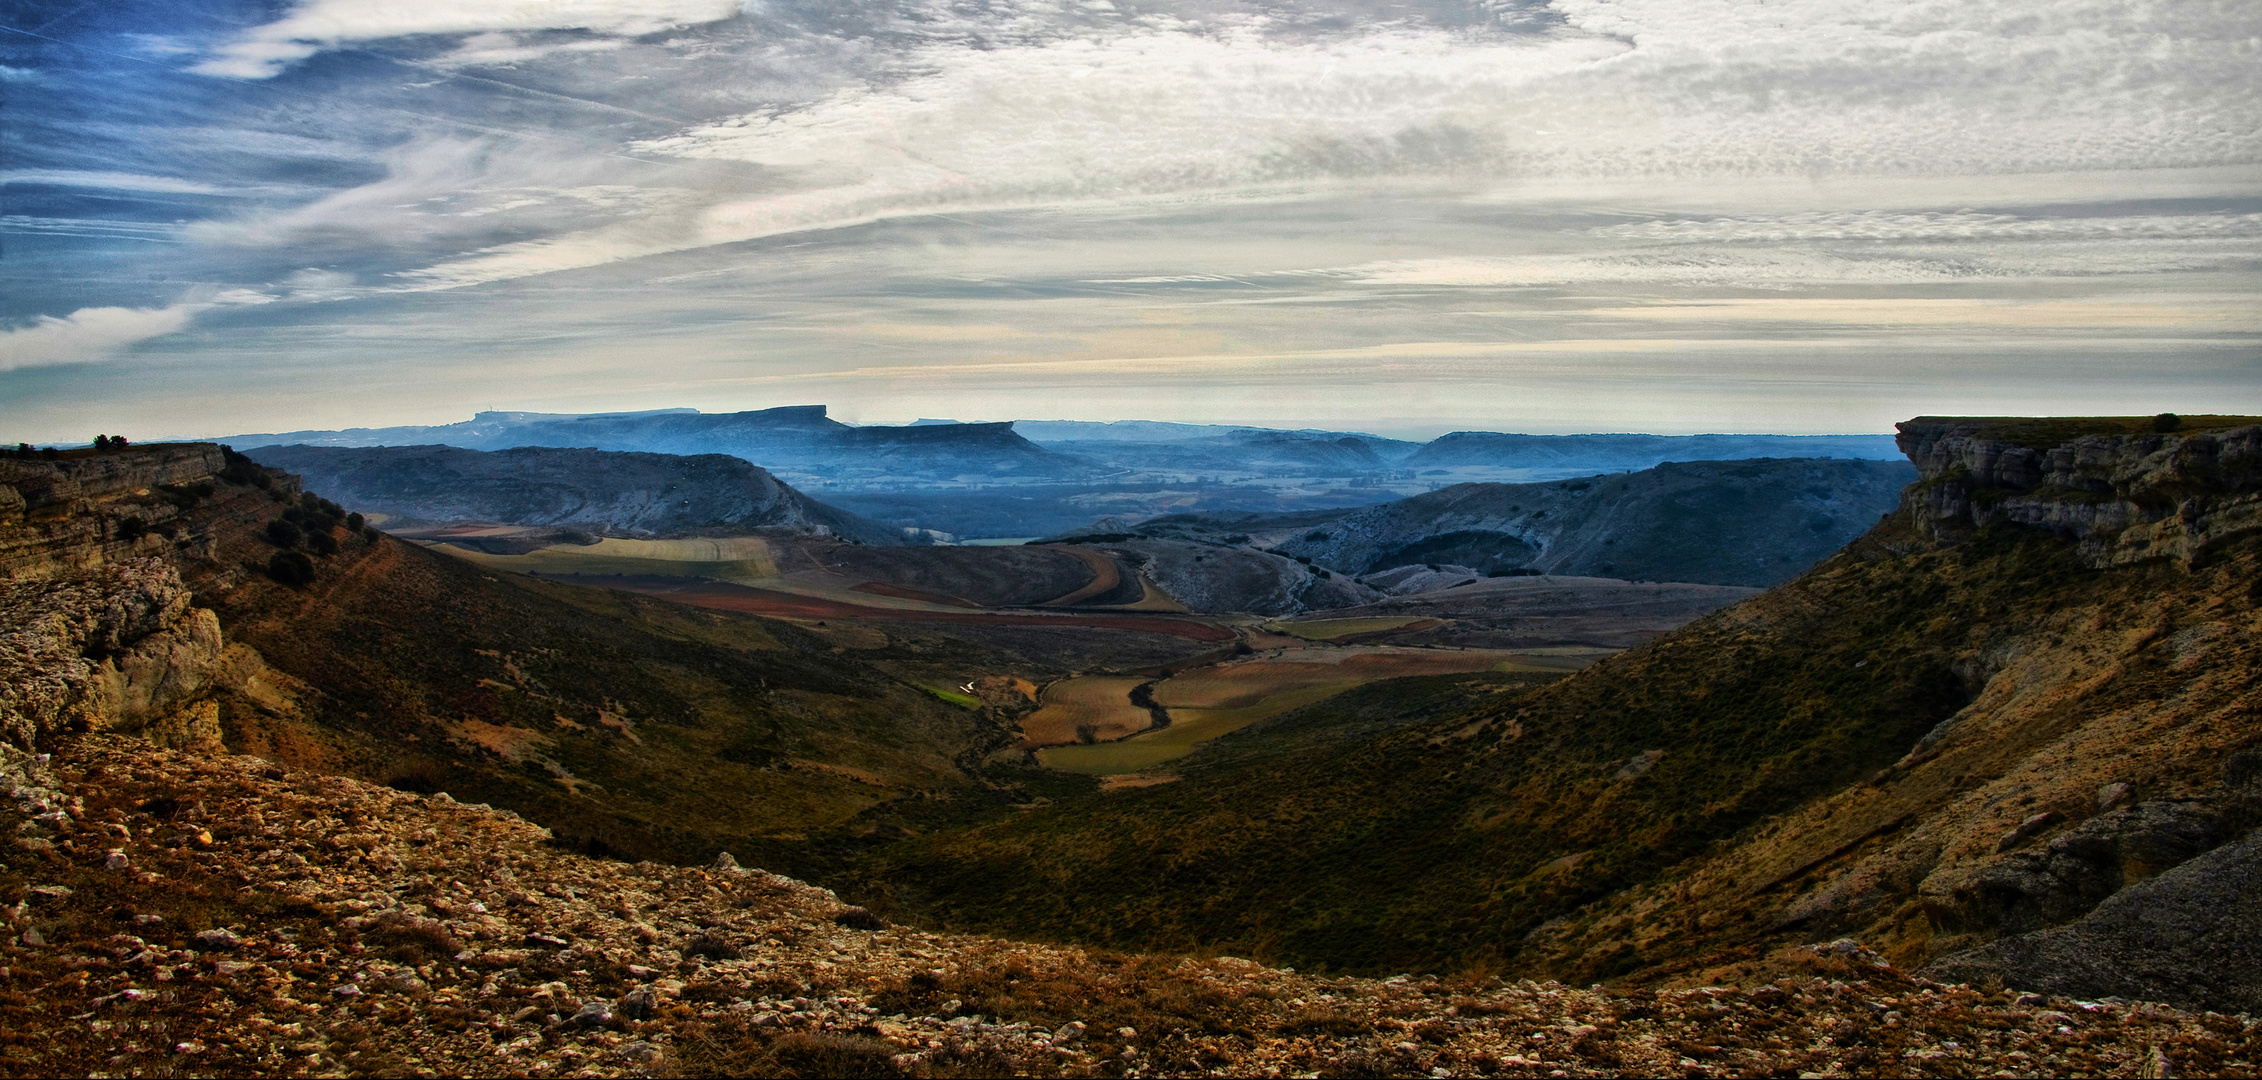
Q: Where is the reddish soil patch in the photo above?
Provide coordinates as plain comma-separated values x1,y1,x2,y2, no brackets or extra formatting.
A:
851,581,980,607
551,574,1235,641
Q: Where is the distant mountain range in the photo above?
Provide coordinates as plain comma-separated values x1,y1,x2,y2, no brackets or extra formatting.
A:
1402,430,1901,472
214,406,1897,498
243,444,911,545
1055,457,1917,588
222,406,1092,491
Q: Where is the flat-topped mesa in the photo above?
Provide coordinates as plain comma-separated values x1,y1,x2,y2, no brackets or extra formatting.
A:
1895,416,2262,567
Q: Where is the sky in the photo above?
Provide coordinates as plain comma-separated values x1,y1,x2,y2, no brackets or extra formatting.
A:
2,0,2257,443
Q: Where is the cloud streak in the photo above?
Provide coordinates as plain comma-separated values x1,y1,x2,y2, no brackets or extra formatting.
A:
0,306,197,372
192,0,743,78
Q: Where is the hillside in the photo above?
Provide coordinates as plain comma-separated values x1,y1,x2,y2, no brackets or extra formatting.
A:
1404,431,1902,472
241,444,909,546
0,443,1037,874
7,738,2240,1079
1058,457,1914,589
849,418,2262,1012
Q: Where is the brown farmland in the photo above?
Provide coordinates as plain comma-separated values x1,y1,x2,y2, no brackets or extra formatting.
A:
1019,676,1159,748
548,574,1235,641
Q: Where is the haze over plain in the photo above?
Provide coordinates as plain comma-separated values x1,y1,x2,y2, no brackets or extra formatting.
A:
3,0,2258,440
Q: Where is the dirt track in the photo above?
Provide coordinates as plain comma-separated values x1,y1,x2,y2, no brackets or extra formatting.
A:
1033,544,1122,606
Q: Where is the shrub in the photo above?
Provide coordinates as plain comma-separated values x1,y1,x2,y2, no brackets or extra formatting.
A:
264,519,303,548
361,525,379,541
40,447,58,460
266,550,315,586
306,531,339,556
93,434,110,449
2153,412,2182,433
345,512,365,531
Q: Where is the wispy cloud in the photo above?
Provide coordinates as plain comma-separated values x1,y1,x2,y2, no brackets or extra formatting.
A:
0,306,197,372
192,0,744,79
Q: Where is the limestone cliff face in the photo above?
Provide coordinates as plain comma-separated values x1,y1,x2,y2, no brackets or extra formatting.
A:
1503,417,2262,1010
1896,417,2262,567
0,444,232,578
0,445,303,753
0,559,227,752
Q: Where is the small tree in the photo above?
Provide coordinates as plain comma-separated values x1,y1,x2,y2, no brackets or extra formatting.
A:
93,435,111,450
266,550,315,587
265,519,304,548
345,512,365,531
2152,412,2182,433
306,531,339,556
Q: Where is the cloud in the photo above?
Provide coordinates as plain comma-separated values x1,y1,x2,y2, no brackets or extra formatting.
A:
1,170,224,195
0,306,197,372
367,0,2262,291
186,136,701,251
192,0,743,79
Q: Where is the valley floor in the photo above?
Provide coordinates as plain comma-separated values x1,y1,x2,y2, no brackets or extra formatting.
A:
4,736,2252,1079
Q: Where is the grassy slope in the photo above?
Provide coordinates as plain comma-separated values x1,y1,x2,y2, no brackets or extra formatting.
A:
176,471,1035,873
845,519,2163,977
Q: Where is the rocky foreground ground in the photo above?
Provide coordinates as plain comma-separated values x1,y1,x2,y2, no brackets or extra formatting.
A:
3,737,2254,1079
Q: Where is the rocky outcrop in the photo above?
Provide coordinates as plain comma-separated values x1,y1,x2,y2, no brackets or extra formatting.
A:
1895,417,2262,567
0,558,226,752
0,444,232,578
1924,830,2262,1012
243,444,911,544
1,445,306,755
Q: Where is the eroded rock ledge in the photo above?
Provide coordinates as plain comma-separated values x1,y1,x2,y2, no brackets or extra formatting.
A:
1896,417,2262,566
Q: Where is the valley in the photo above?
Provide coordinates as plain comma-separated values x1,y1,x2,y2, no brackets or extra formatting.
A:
3,412,2258,1079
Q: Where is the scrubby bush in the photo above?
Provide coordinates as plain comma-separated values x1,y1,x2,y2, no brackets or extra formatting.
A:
265,519,304,548
306,530,339,556
266,550,315,586
345,512,364,531
2153,412,2182,433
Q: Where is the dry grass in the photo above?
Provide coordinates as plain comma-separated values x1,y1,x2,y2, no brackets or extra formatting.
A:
1017,677,1157,748
1266,617,1429,641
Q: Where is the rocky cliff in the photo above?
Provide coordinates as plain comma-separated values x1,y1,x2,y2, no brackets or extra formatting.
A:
1509,416,2262,1009
0,446,308,756
241,444,910,545
1896,415,2262,567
